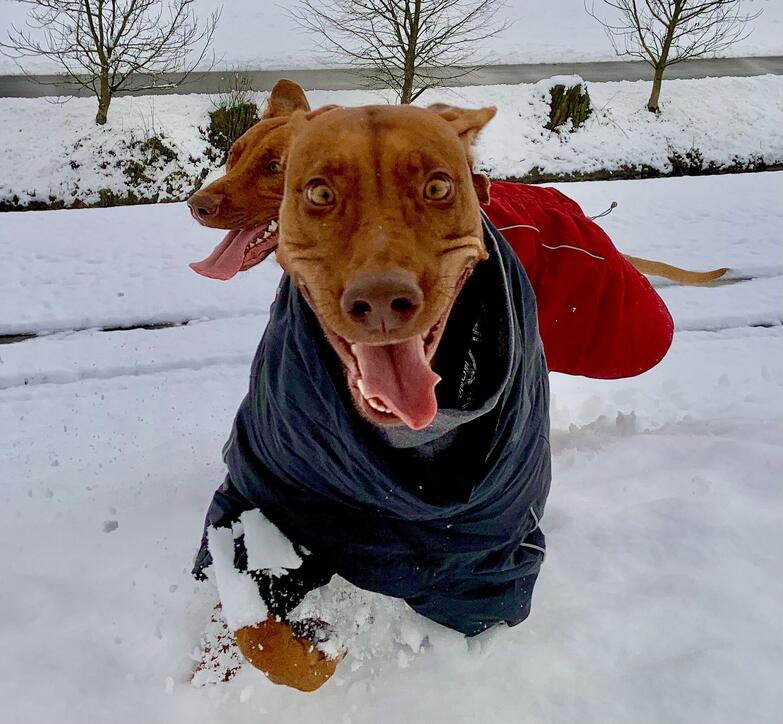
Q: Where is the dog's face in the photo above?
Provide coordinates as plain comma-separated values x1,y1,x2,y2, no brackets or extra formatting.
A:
188,80,313,279
278,104,495,430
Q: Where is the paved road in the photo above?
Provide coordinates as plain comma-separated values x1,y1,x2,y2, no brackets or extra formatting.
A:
1,55,781,97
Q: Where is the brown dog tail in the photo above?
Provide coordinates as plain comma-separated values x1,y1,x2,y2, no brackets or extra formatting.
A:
623,254,730,285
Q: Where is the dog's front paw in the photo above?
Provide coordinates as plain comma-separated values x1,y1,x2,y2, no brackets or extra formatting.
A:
235,617,344,692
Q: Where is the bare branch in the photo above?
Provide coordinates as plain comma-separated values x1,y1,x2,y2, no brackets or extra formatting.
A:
289,0,510,103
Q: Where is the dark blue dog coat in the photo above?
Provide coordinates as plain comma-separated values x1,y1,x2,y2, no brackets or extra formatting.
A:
195,219,551,636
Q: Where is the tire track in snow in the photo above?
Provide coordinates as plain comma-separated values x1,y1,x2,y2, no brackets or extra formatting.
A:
1,322,781,398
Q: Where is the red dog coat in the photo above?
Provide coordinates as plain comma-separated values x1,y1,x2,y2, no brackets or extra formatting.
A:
485,182,673,378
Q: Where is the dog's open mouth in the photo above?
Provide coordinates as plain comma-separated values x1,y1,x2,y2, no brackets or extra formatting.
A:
303,270,471,430
190,219,279,280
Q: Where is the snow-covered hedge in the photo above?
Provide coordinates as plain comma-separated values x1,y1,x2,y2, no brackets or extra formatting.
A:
1,74,782,210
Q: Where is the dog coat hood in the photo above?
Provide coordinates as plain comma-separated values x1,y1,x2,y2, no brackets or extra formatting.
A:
198,220,551,636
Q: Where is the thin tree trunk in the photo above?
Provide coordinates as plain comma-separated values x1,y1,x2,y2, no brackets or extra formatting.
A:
646,2,681,113
95,68,112,124
646,65,665,113
399,0,421,104
400,63,414,104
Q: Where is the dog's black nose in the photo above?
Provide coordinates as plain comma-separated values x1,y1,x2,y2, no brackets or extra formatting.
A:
341,271,423,333
187,191,221,222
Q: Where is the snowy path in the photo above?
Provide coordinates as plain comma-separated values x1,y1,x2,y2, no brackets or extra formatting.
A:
2,172,782,336
2,172,782,723
3,56,782,99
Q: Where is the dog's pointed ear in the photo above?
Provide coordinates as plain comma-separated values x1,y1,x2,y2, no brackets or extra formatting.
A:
426,102,455,115
430,104,496,152
263,79,311,119
428,103,498,142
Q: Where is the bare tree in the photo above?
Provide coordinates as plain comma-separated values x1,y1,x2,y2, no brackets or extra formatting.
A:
586,1,762,112
1,1,221,124
290,0,510,104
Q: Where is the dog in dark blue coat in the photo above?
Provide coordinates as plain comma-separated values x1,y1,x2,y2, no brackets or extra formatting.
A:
194,104,551,691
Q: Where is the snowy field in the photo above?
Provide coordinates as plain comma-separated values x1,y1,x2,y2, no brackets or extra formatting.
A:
0,0,781,75
1,171,781,723
2,74,783,208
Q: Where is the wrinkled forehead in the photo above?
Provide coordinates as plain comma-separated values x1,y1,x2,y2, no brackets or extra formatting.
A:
287,106,468,180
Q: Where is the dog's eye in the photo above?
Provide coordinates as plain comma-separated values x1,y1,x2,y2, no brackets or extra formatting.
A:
306,181,336,207
266,159,282,173
424,175,453,201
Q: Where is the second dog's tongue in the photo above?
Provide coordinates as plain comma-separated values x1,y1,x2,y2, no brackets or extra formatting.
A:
354,337,440,430
190,226,267,280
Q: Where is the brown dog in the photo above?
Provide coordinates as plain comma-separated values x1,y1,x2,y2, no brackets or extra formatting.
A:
215,102,498,690
189,80,728,286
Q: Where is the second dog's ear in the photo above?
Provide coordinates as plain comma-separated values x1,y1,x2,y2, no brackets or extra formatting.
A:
263,79,311,119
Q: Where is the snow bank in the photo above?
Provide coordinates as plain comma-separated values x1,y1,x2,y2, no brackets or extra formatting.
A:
2,74,782,208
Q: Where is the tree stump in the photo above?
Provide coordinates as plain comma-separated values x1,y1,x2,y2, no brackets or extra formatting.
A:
543,79,591,132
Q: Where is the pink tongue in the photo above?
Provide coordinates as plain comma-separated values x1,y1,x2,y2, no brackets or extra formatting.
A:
190,226,264,280
354,337,441,430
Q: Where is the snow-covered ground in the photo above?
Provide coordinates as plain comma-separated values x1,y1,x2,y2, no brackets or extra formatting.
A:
2,74,783,208
1,171,781,723
2,172,780,337
1,0,781,75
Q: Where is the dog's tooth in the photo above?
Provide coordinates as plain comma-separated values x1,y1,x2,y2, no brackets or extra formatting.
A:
357,378,369,399
269,220,278,232
368,398,388,413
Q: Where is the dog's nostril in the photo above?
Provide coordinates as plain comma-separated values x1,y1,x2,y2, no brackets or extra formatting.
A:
349,300,372,319
187,191,221,221
391,297,416,313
